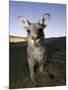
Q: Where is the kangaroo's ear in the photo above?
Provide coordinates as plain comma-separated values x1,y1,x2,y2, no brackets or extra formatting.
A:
18,16,30,29
39,13,51,27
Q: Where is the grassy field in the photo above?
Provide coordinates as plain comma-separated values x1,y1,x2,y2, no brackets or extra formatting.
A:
9,37,66,89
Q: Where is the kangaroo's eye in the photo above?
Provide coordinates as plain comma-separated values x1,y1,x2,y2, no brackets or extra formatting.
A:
27,30,30,34
39,28,43,33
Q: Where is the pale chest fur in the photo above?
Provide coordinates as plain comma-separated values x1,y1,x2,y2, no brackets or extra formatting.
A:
27,46,45,63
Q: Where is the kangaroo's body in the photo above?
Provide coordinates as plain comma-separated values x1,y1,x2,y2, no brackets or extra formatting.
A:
18,13,51,85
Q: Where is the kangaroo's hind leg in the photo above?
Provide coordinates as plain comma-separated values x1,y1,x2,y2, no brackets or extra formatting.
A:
28,58,36,85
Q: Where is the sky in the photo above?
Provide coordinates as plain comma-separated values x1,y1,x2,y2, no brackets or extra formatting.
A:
9,1,66,38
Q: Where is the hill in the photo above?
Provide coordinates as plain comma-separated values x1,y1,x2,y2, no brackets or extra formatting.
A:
9,35,27,43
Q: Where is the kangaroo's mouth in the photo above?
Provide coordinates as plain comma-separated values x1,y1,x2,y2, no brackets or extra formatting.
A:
30,39,41,47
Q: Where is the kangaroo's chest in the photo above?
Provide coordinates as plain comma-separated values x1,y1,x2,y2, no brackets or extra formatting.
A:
27,46,45,62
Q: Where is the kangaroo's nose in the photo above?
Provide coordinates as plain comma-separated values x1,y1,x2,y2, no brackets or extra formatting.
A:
32,36,39,40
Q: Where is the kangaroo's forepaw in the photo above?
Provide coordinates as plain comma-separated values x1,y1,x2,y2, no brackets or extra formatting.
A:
39,66,43,73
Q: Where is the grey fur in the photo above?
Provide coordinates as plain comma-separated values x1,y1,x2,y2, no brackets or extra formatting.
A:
18,13,50,84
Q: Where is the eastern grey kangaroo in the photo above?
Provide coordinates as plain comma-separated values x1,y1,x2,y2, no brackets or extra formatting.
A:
18,13,51,84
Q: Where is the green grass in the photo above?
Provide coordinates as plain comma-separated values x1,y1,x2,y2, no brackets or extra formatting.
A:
9,37,66,89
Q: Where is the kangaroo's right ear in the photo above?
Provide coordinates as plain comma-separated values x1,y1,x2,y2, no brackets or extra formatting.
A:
18,16,30,29
39,13,51,28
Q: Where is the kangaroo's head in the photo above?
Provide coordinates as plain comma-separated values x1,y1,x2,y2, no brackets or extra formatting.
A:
18,13,51,47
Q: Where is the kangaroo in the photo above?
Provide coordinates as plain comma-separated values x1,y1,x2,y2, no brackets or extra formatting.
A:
18,13,51,85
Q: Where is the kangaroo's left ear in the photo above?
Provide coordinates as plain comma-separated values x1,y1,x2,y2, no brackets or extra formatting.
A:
17,16,31,29
39,13,51,27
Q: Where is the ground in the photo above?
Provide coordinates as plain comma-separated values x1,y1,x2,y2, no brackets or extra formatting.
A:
9,37,66,89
